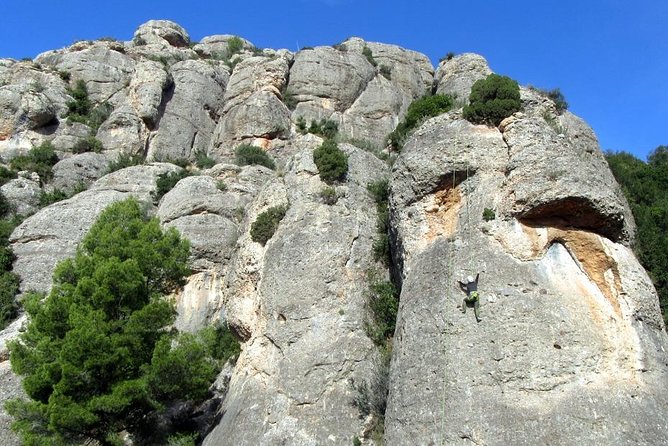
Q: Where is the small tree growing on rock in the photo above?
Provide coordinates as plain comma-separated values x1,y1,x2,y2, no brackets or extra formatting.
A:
5,198,231,446
250,204,289,246
463,73,521,126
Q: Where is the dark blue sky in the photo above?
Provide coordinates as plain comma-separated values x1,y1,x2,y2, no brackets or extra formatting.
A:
1,0,665,159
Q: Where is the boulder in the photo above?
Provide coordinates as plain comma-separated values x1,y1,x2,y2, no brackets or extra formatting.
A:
287,46,376,121
210,91,290,159
148,60,228,161
132,20,190,48
434,53,492,102
128,60,172,128
0,176,41,216
192,35,256,59
51,152,110,192
96,102,146,155
36,45,135,105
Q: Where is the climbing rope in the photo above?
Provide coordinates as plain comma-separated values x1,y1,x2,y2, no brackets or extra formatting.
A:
440,167,457,445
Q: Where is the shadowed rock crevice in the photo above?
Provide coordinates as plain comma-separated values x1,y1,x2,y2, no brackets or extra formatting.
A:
519,196,626,242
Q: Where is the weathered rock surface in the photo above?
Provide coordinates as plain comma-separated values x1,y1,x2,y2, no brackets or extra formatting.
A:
1,20,666,446
434,53,492,101
133,20,191,48
148,60,228,161
204,145,387,445
0,175,41,216
288,46,376,121
128,60,172,128
51,152,110,192
36,45,135,105
384,106,668,444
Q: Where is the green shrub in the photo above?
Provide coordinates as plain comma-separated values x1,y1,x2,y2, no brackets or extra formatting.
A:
153,169,193,203
198,323,241,363
167,433,198,446
463,73,521,126
319,186,338,205
39,189,69,206
606,147,668,324
366,278,399,345
313,140,348,184
10,141,59,184
227,36,244,56
58,70,71,82
72,135,103,154
305,118,339,139
0,191,10,219
107,152,143,173
87,102,113,132
250,204,288,245
66,80,112,131
388,94,454,150
0,272,19,330
216,180,228,191
367,179,391,266
483,208,496,221
379,64,392,80
439,52,456,63
362,46,377,67
296,116,308,134
66,79,91,119
0,166,17,187
235,144,276,170
195,151,216,169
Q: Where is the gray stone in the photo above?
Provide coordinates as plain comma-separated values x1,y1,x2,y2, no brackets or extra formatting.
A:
210,90,290,159
49,121,91,152
36,45,135,105
51,152,111,192
148,60,228,161
128,60,172,128
0,176,41,216
220,56,290,113
133,20,190,48
434,53,492,102
204,145,386,446
193,35,256,59
287,46,376,121
96,102,146,155
384,107,668,446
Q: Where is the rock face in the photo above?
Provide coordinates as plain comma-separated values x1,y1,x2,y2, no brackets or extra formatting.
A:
384,98,668,445
1,19,667,446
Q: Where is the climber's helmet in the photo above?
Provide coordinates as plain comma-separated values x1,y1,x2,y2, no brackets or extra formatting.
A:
467,275,475,283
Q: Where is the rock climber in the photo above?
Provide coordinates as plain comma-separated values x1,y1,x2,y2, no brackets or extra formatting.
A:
458,273,481,322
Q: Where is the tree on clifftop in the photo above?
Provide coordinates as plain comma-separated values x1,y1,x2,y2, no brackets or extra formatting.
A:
606,146,668,325
5,198,225,446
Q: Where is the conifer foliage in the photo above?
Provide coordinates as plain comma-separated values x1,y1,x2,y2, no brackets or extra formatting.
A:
6,198,223,446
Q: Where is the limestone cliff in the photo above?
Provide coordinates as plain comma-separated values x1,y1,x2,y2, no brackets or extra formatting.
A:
0,20,666,446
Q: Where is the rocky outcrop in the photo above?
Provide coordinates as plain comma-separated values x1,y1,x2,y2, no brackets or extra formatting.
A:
148,60,228,161
204,143,387,445
209,55,291,158
1,20,666,446
434,53,492,101
384,101,667,445
0,175,41,215
133,20,191,48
